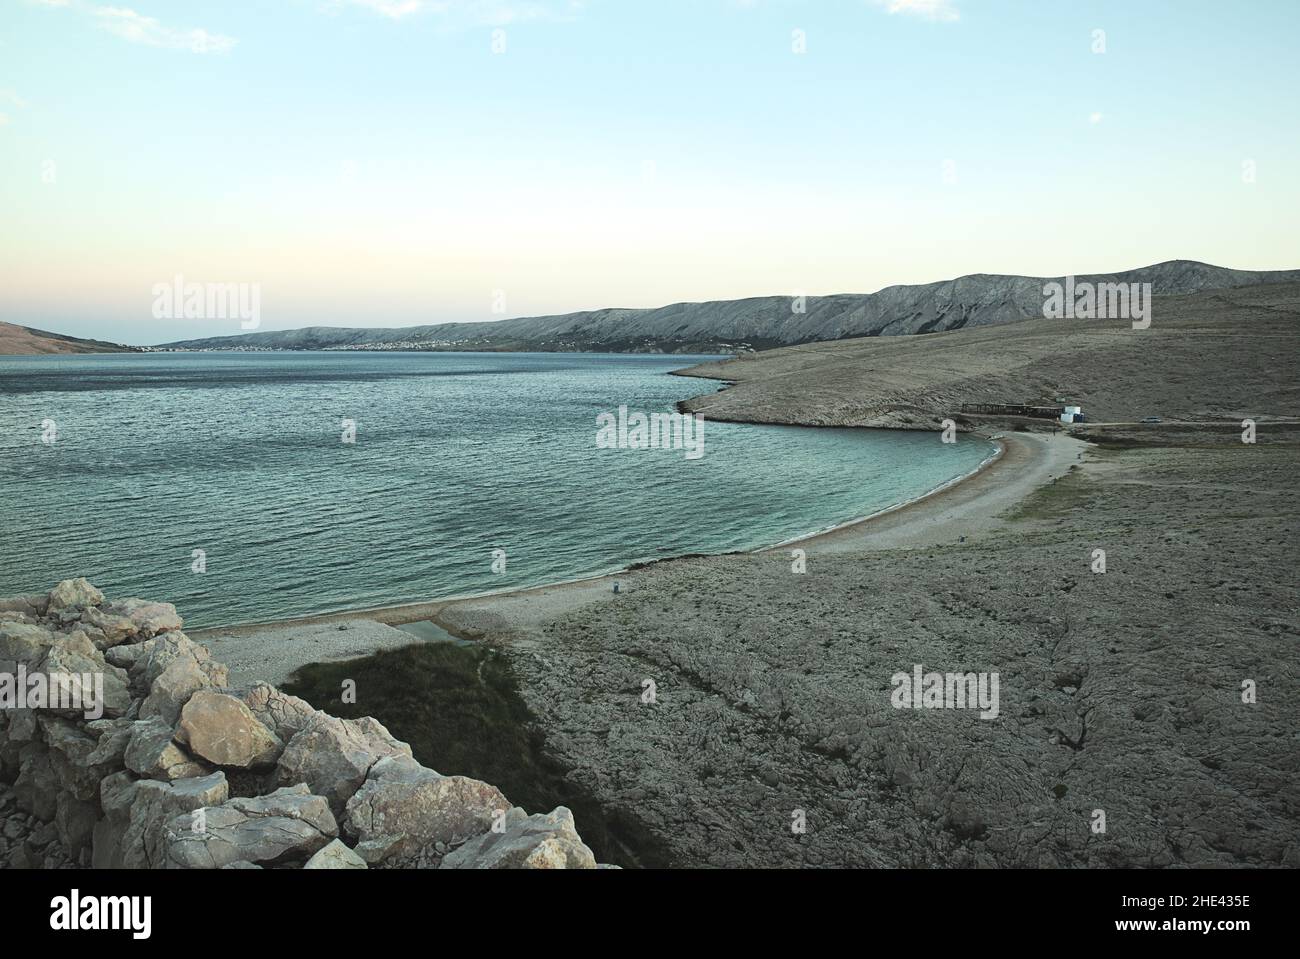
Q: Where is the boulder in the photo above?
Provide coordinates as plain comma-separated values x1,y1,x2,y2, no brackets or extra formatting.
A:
0,622,58,668
440,806,598,869
121,772,230,869
303,838,368,870
46,578,104,617
128,633,209,686
40,716,119,801
353,834,405,864
140,649,228,725
123,717,211,781
104,640,151,673
0,583,606,874
82,599,182,649
162,784,337,869
39,633,133,718
93,771,141,869
242,683,318,742
84,717,136,767
275,713,412,818
176,691,282,768
0,594,49,618
344,755,507,860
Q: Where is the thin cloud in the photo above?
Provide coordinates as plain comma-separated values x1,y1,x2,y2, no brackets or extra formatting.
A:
27,1,236,54
94,6,237,53
871,0,960,23
327,0,584,26
340,0,424,18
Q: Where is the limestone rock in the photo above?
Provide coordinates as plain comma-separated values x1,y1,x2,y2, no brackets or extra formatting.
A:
163,784,337,869
0,622,58,668
440,806,597,869
123,717,210,781
177,691,282,768
242,682,318,742
353,833,405,865
121,772,229,869
1,582,606,874
93,770,141,869
275,713,412,818
303,837,368,870
130,633,209,686
104,639,151,673
82,599,182,649
0,594,49,618
84,717,135,768
344,755,507,859
40,716,117,802
140,649,228,726
39,632,132,718
46,578,104,617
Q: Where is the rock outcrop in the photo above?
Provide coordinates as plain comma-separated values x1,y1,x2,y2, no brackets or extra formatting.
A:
0,580,604,870
441,806,598,869
344,755,511,863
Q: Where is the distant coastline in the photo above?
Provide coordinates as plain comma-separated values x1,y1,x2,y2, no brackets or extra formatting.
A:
0,321,139,356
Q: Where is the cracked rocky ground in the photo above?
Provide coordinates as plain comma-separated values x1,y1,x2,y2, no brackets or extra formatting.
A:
506,432,1300,867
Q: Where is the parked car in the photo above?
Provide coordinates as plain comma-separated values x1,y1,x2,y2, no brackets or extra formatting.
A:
1141,416,1162,423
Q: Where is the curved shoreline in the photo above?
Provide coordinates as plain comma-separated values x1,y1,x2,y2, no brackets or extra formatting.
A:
193,432,1005,637
759,438,1006,552
194,427,1083,685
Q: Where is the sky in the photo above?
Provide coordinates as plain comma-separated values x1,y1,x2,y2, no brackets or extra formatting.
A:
1,0,1298,344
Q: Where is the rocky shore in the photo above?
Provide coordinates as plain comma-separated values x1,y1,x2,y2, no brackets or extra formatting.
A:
0,579,607,869
498,428,1300,867
429,282,1300,868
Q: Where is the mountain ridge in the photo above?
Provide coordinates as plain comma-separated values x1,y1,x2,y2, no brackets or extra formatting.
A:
148,259,1300,353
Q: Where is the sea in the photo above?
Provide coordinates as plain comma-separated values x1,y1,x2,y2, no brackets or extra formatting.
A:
0,352,995,628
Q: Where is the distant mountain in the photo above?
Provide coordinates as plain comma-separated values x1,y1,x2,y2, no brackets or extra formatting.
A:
158,260,1300,354
0,322,139,356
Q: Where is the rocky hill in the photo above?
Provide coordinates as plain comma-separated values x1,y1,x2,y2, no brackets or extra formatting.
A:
158,260,1300,354
674,281,1300,430
0,579,607,870
0,322,138,356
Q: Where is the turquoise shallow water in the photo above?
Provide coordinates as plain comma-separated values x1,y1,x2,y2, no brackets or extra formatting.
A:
0,352,994,628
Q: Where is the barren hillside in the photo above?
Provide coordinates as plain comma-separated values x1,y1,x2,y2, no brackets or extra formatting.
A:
676,283,1300,429
0,322,135,356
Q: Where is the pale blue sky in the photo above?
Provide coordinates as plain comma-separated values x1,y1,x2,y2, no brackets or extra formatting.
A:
2,0,1298,343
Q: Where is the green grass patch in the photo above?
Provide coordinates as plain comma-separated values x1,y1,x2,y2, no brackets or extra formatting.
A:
283,642,670,868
